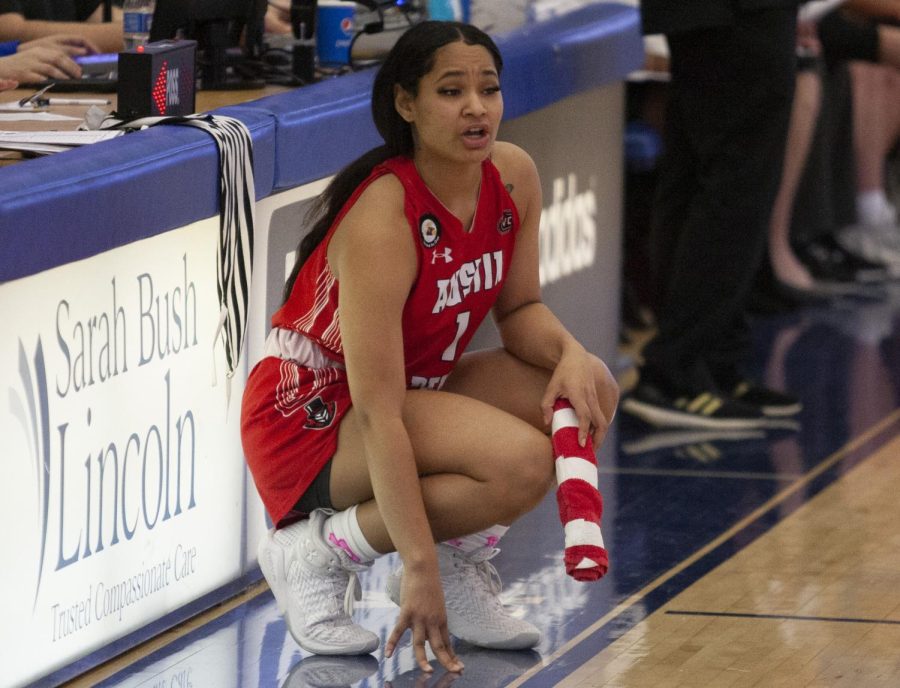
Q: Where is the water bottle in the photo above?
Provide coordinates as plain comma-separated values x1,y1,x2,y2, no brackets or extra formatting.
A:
123,0,156,50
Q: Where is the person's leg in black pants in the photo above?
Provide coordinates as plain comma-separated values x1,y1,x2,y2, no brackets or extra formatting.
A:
625,8,801,428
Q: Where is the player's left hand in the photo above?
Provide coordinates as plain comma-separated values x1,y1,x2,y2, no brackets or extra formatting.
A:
540,346,618,447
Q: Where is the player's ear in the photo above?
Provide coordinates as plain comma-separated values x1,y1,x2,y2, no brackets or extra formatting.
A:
394,84,415,123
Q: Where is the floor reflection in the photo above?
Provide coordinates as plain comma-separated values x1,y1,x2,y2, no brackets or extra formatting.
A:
280,655,379,688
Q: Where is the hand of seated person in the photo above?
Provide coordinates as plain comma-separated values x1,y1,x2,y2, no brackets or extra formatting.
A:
18,34,100,57
0,46,81,83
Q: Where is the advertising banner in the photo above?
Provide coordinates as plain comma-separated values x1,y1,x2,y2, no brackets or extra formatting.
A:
1,217,246,687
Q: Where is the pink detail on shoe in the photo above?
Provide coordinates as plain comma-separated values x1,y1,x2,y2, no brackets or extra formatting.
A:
327,532,362,563
447,538,465,548
485,535,500,548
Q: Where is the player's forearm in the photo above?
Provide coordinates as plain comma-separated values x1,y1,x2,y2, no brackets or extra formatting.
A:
9,18,122,52
0,13,26,42
357,412,438,573
496,300,584,371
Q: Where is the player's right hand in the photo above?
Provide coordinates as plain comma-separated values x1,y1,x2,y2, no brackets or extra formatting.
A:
384,567,464,674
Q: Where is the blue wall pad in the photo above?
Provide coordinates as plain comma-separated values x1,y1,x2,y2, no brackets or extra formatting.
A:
497,3,643,120
0,109,276,283
0,2,641,283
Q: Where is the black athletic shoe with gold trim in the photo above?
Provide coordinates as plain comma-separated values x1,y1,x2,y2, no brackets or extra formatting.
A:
731,380,802,417
622,380,798,430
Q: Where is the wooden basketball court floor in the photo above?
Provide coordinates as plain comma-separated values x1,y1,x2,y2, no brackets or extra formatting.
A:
52,285,900,688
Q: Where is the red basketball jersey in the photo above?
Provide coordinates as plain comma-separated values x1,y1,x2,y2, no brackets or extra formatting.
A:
274,155,520,389
243,156,520,524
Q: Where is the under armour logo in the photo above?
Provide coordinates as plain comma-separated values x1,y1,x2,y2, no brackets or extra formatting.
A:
431,248,453,264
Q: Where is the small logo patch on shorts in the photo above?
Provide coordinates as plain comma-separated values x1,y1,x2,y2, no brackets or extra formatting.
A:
304,396,336,429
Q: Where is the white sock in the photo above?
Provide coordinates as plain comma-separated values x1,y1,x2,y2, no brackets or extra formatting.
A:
443,524,509,554
323,506,380,565
857,190,897,225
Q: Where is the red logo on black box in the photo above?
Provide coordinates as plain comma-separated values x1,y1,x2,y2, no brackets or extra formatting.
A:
118,40,196,119
152,59,168,114
152,59,184,116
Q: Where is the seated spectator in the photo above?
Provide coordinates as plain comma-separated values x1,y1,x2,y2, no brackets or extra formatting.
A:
851,63,899,227
785,6,900,287
0,0,122,53
765,16,831,300
752,2,900,312
841,57,900,272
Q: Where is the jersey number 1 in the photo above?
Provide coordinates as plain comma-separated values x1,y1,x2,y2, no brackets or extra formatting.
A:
442,311,471,362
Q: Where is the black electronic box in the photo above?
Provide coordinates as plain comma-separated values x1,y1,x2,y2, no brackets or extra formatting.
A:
117,40,197,120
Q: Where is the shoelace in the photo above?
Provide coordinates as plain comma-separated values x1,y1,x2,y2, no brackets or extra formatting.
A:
456,546,503,597
304,508,368,618
343,571,362,616
289,533,365,619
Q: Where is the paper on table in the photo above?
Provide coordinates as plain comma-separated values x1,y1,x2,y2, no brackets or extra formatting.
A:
0,129,123,154
0,111,82,121
0,141,69,154
0,129,123,145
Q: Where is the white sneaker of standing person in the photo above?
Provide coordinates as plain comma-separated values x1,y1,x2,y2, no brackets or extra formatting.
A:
258,509,379,655
386,542,541,650
838,221,900,278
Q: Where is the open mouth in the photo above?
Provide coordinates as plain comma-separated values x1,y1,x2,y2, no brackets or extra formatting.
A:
463,125,488,139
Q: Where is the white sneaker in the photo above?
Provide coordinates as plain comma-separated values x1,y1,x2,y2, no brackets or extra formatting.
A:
386,544,541,650
258,510,379,655
838,224,900,278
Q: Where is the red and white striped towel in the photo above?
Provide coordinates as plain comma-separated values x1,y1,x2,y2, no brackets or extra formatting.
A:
551,398,609,581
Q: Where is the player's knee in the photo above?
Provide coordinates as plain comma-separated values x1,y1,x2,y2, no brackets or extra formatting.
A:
494,435,554,516
597,367,620,423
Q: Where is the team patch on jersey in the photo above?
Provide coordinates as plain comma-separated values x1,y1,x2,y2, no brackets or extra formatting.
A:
304,396,336,430
419,214,441,248
497,209,514,234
